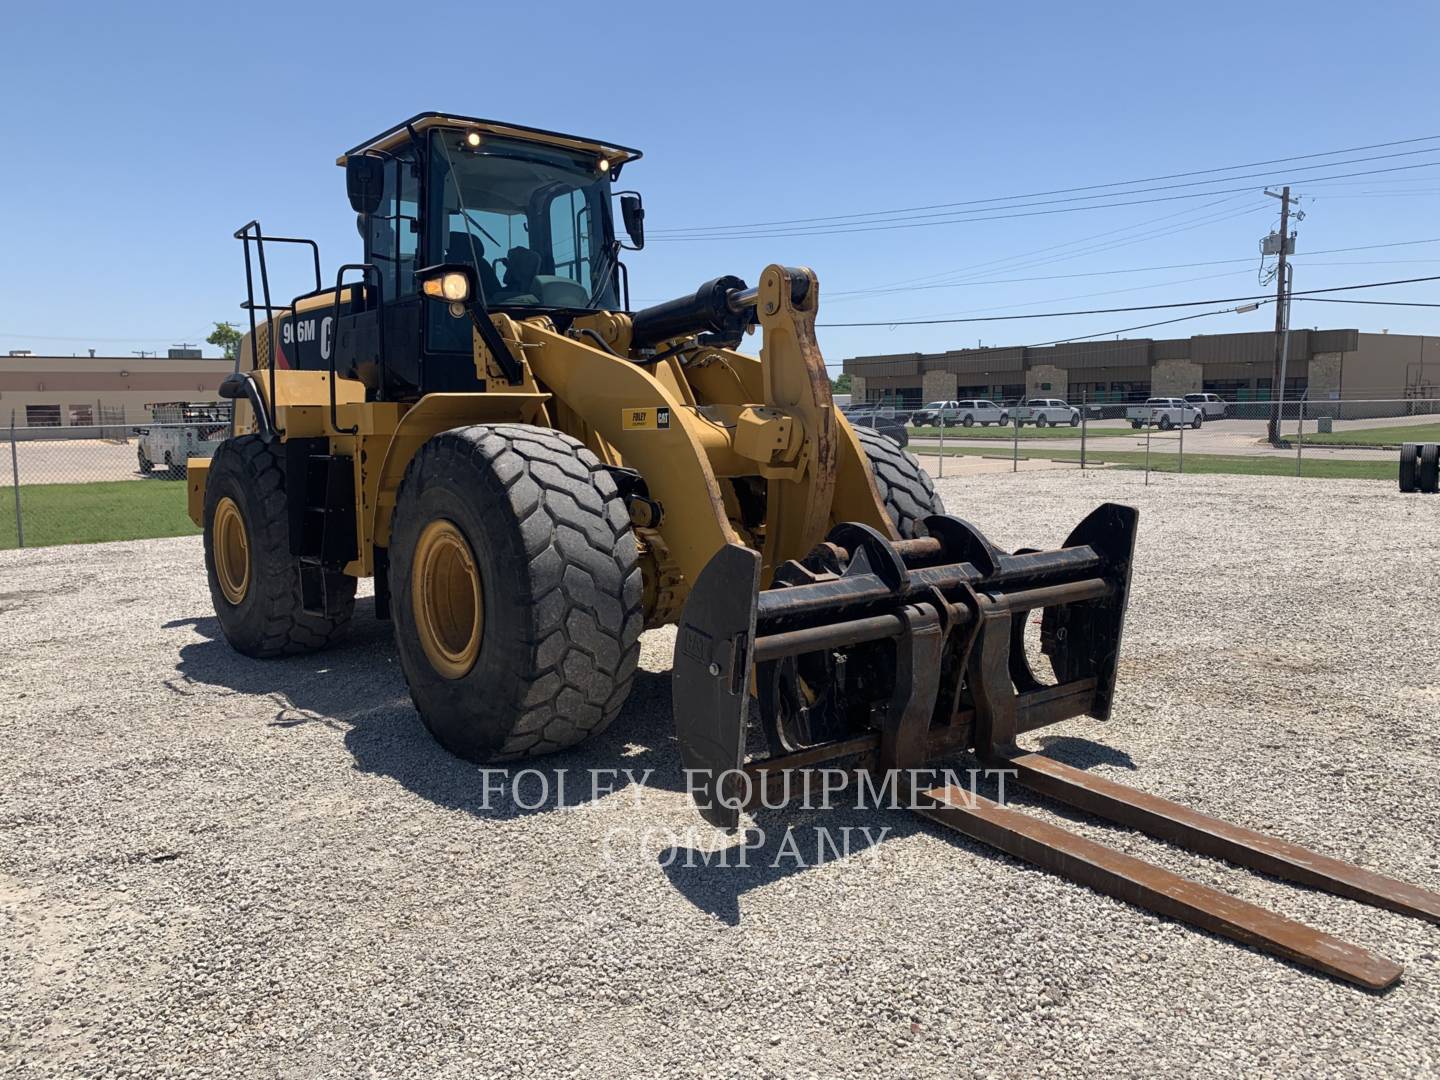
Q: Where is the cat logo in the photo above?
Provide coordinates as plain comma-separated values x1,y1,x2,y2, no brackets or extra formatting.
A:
622,406,671,431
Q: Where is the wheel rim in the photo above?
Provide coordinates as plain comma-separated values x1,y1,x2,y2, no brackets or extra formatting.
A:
213,496,251,605
412,519,483,680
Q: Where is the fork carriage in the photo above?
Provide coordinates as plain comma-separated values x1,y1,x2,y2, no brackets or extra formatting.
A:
672,504,1440,991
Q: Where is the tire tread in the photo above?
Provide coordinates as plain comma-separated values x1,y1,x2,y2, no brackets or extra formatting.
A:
391,424,642,760
853,424,946,539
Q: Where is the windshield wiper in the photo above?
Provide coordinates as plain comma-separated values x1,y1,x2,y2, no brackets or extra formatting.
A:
585,241,621,308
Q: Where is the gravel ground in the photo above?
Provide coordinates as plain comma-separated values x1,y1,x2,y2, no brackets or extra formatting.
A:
1,470,1437,1079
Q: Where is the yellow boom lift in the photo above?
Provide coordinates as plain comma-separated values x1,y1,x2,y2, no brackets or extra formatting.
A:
190,114,1439,988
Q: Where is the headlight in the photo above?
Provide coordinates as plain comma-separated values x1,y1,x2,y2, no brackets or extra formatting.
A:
423,272,471,303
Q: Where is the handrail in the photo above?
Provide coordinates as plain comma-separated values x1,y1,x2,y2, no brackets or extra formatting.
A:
233,220,324,437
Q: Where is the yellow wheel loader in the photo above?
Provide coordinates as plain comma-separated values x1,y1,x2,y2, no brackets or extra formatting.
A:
190,113,1438,988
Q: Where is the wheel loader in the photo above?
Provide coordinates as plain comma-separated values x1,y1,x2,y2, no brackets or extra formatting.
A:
190,112,1438,989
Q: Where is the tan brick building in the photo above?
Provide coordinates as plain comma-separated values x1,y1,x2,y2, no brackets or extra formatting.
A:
844,329,1440,407
0,354,232,430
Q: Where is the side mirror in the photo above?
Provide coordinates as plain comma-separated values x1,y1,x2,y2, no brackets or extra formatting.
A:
346,156,386,215
619,192,645,250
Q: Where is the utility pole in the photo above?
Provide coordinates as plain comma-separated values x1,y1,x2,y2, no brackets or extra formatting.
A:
1265,187,1297,445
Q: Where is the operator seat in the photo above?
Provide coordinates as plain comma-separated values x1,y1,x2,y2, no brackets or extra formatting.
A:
445,231,502,299
495,246,542,300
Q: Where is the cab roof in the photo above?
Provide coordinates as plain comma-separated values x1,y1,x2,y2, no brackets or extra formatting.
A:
336,112,643,168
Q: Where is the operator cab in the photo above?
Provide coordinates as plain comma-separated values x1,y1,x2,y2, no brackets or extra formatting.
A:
342,114,644,396
248,113,645,403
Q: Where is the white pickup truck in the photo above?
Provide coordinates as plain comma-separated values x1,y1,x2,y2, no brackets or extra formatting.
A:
135,403,230,476
1013,398,1080,427
912,399,1010,427
1126,397,1204,430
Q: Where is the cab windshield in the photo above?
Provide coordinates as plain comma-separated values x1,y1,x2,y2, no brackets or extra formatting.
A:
429,131,618,312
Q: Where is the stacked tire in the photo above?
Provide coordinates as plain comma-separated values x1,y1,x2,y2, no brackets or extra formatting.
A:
1399,442,1440,493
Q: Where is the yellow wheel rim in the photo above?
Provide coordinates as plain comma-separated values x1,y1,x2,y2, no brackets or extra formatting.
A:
213,496,251,605
412,518,483,680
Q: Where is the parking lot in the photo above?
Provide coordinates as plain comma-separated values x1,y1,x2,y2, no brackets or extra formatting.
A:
2,470,1437,1078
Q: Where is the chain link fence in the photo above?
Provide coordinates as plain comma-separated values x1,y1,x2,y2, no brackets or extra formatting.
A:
3,410,229,550
4,394,1433,551
902,396,1437,485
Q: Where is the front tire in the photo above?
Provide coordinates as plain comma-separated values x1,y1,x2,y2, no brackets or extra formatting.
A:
138,447,153,473
203,436,355,657
853,424,945,539
390,425,643,762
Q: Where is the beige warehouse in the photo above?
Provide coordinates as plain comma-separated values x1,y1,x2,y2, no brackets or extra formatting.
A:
0,354,232,430
844,329,1440,407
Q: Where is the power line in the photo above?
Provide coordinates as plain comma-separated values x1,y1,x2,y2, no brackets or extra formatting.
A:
656,148,1440,237
821,306,1260,368
860,269,1254,322
842,196,1265,295
651,158,1440,241
654,134,1440,233
1293,297,1440,308
1021,306,1263,349
826,242,1440,301
814,274,1440,327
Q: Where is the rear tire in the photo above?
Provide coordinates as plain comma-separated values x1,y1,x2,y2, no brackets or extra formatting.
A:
1036,415,1049,428
1420,443,1440,494
390,424,643,761
203,436,355,657
854,424,945,539
1399,443,1419,492
962,414,974,427
1159,416,1174,431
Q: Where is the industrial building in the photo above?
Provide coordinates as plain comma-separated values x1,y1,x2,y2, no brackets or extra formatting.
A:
843,329,1440,408
0,352,231,431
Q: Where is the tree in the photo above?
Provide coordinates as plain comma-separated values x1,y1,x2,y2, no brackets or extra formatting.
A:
833,372,852,393
207,321,243,361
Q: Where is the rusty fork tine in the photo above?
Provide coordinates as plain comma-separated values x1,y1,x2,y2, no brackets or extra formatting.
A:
914,784,1404,991
997,751,1440,926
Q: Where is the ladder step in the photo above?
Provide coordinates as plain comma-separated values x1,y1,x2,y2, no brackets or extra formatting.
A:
996,751,1440,926
912,783,1403,991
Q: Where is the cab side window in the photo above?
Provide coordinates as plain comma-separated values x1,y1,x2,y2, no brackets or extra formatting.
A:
396,152,420,298
548,187,591,284
364,161,399,303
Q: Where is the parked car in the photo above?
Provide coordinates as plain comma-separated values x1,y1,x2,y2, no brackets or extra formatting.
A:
844,406,909,447
1126,397,1204,430
1183,392,1229,420
909,400,951,427
845,403,913,424
912,399,1010,428
1013,398,1080,427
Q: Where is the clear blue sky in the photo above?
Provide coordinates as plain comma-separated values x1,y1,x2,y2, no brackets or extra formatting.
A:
2,0,1437,365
